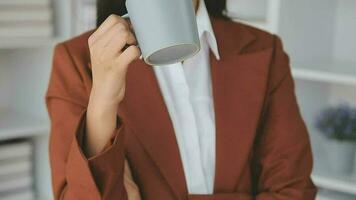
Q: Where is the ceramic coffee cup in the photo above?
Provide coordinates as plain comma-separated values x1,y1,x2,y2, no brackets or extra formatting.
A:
122,0,201,66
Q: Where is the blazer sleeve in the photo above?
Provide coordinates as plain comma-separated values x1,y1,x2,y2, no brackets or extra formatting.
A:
252,35,317,199
187,35,317,200
46,43,129,200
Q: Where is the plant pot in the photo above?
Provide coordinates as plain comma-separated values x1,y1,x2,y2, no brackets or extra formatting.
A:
326,139,356,174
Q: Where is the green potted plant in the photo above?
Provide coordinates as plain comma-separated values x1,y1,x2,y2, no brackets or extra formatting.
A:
315,104,356,174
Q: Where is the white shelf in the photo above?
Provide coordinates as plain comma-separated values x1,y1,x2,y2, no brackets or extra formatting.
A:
316,191,355,200
0,37,66,49
312,173,356,196
0,110,49,141
316,195,334,200
0,0,72,198
292,62,356,87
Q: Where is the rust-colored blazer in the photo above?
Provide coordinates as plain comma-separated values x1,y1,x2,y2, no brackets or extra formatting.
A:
46,17,317,200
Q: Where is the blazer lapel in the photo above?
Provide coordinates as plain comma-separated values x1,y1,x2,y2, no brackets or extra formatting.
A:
117,59,188,200
210,18,274,192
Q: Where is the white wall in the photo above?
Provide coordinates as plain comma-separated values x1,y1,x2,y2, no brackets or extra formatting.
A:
226,0,267,19
278,0,336,64
333,0,356,63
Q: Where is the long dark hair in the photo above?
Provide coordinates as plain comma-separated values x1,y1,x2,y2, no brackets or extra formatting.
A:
96,0,227,27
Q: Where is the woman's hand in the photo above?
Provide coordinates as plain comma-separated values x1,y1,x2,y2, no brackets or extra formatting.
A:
89,14,140,111
124,160,142,200
85,14,141,157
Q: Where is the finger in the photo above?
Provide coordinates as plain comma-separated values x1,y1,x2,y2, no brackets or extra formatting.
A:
92,15,129,41
88,14,129,46
93,22,136,50
104,24,137,48
101,30,137,60
115,45,141,72
92,22,126,48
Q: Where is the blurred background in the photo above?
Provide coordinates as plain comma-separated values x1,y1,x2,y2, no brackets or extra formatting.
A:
0,0,355,199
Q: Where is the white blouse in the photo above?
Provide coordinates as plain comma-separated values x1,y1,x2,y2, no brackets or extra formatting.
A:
152,0,220,194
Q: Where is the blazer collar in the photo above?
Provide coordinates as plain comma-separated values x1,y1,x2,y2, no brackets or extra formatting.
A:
210,17,257,58
196,0,220,60
88,17,272,199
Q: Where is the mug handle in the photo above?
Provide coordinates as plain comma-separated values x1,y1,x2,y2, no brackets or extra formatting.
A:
121,13,143,60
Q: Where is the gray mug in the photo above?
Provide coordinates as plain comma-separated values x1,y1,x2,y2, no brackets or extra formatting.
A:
123,0,201,66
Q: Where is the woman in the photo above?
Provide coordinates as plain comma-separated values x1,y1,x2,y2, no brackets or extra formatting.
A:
46,0,317,199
